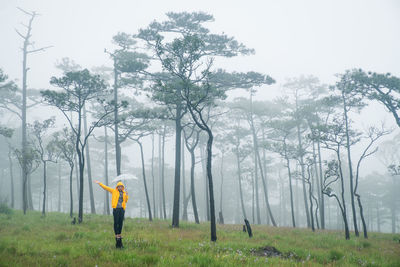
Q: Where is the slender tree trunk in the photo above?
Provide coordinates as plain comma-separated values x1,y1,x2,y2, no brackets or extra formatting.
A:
255,151,261,224
262,129,270,225
391,176,396,234
201,142,210,221
172,106,182,227
252,170,255,224
158,133,162,219
42,161,47,216
74,156,79,200
138,140,153,221
8,149,15,208
181,137,188,220
188,145,199,224
248,93,276,226
312,141,322,226
77,114,85,223
21,19,30,215
113,65,122,176
338,151,350,239
306,166,315,232
152,134,157,219
317,138,325,229
284,144,296,228
342,95,358,236
251,120,276,226
296,124,311,228
161,126,167,219
104,126,110,215
58,162,61,212
83,106,96,214
28,176,33,210
69,163,74,218
355,193,368,238
235,147,247,219
205,129,217,241
219,152,224,224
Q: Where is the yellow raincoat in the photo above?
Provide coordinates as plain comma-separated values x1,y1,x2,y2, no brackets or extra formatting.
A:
99,181,129,210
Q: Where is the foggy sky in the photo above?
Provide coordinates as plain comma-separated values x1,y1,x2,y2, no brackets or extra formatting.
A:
1,0,399,174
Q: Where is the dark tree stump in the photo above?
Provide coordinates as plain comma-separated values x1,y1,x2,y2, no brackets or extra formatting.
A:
244,219,253,237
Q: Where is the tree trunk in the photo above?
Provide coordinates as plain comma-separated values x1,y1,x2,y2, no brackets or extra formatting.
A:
181,137,188,220
113,65,122,176
161,126,167,219
391,184,396,234
296,124,311,228
27,176,33,210
284,143,296,228
342,94,358,237
235,147,247,219
355,193,368,238
69,163,74,218
58,163,61,212
312,140,322,227
152,134,157,219
338,151,350,239
251,121,276,226
219,151,224,224
262,129,270,225
104,126,110,215
42,161,47,216
205,129,217,241
317,137,325,229
201,142,210,221
77,113,85,223
8,149,15,208
158,133,163,219
189,145,200,224
83,105,96,214
172,106,182,227
21,21,29,215
138,140,153,221
306,169,315,232
254,152,261,224
248,93,276,226
74,156,79,200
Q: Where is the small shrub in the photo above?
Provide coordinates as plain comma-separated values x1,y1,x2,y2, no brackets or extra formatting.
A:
361,241,371,248
329,249,343,261
0,202,13,215
22,225,31,232
6,246,17,255
55,232,67,241
73,232,84,239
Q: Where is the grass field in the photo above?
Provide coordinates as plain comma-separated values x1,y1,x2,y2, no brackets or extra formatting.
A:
0,209,399,266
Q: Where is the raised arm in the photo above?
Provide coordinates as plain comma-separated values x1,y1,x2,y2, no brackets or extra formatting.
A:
94,180,113,193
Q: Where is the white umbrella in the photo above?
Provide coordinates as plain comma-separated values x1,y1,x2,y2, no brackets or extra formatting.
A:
111,174,139,189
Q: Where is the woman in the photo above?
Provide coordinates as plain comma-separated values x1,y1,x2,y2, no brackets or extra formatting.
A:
94,180,129,248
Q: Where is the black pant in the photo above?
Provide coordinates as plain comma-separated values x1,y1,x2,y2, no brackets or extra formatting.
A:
113,208,125,235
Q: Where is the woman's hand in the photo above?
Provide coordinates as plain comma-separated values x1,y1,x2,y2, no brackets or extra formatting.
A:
94,180,100,184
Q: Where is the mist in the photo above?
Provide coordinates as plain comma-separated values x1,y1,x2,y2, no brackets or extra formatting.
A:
0,0,399,252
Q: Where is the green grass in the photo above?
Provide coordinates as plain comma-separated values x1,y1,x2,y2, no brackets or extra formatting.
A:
0,211,399,266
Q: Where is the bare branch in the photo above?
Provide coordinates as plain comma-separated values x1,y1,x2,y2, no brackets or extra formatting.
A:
27,45,53,54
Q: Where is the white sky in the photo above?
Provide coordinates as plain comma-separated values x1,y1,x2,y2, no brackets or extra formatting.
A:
1,0,399,87
1,0,399,174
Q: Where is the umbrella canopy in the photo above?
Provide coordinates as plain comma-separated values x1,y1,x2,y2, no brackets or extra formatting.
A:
111,174,139,184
